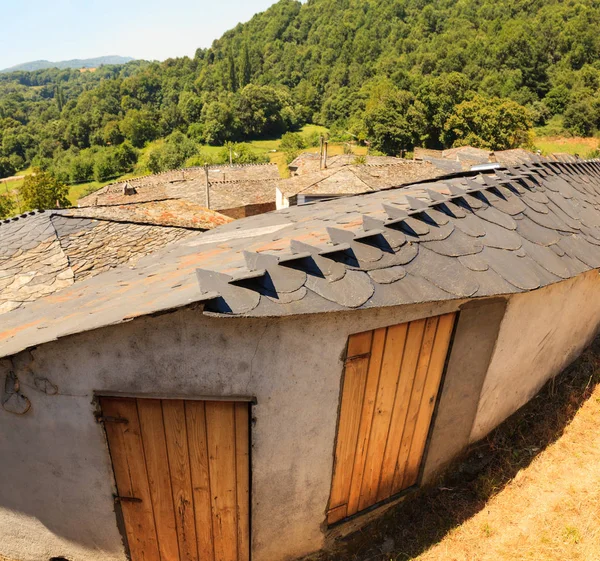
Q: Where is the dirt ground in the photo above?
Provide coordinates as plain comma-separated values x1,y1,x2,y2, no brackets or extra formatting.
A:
313,337,600,561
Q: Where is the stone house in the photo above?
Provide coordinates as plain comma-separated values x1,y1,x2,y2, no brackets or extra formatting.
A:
1,160,600,561
78,164,281,218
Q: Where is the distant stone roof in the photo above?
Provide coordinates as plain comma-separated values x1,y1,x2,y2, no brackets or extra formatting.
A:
78,164,281,211
278,162,452,199
1,159,600,359
288,153,408,175
415,146,542,171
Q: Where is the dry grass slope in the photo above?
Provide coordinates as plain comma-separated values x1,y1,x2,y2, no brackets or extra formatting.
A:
313,337,600,561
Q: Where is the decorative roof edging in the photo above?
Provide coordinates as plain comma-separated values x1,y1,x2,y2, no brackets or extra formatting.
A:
1,159,600,359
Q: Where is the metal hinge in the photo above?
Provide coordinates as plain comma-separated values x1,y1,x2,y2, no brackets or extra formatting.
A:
95,414,129,424
114,495,142,504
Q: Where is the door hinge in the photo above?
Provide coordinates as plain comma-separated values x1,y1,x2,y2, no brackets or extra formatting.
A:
96,414,129,424
114,495,142,504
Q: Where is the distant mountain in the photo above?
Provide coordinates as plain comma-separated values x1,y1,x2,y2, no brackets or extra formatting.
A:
1,56,134,73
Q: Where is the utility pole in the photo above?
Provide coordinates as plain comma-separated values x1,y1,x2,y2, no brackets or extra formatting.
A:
319,136,324,170
229,145,233,165
204,164,211,209
323,141,328,169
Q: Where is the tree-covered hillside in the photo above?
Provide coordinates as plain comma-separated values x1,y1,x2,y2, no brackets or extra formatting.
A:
1,0,600,180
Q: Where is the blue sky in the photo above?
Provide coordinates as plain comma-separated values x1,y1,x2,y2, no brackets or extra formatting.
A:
0,0,278,69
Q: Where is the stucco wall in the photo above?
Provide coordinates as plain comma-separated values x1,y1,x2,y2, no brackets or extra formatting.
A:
471,270,600,442
2,271,599,561
0,299,463,561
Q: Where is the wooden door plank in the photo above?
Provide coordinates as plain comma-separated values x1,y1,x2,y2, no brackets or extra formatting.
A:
392,317,439,494
327,330,373,516
376,318,429,501
346,327,386,517
358,322,408,511
137,399,181,561
100,398,161,561
347,330,373,358
163,400,199,561
234,402,250,561
186,401,216,561
402,313,455,488
206,402,238,561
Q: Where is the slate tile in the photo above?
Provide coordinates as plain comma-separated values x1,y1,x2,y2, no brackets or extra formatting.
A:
458,254,489,272
520,238,570,279
368,266,407,284
404,246,478,297
305,269,374,308
366,273,452,307
480,220,523,250
452,212,487,237
515,215,561,246
481,247,541,290
557,235,600,268
423,227,484,257
475,205,518,230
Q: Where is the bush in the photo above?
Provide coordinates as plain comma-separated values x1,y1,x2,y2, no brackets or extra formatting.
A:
0,193,14,218
70,155,95,183
303,131,323,147
280,132,306,151
94,152,119,182
564,100,598,137
146,132,198,173
18,169,70,210
0,157,16,179
219,142,269,164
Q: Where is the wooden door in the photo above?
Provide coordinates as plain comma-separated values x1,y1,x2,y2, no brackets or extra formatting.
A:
99,398,250,561
327,313,456,525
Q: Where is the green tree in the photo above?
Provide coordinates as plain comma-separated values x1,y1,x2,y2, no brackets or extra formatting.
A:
564,100,598,137
443,95,532,150
120,109,159,148
240,42,252,87
19,169,70,210
363,83,427,155
279,132,306,151
236,84,287,137
201,101,237,145
0,157,16,179
0,193,14,219
228,48,238,92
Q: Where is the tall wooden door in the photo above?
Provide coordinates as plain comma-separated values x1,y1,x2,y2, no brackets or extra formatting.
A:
327,313,456,525
99,397,250,561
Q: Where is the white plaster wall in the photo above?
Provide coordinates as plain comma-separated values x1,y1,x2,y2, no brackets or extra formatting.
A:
0,298,463,561
275,187,290,210
470,270,600,442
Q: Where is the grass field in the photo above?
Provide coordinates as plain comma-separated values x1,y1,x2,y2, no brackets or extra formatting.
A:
314,337,600,561
534,136,599,158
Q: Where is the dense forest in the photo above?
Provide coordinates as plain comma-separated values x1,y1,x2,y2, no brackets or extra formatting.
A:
1,0,600,181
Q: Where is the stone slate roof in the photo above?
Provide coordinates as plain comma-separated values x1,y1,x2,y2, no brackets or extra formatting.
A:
78,164,281,212
416,146,543,171
279,162,450,199
288,153,407,175
1,160,600,359
0,210,200,315
64,200,232,230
